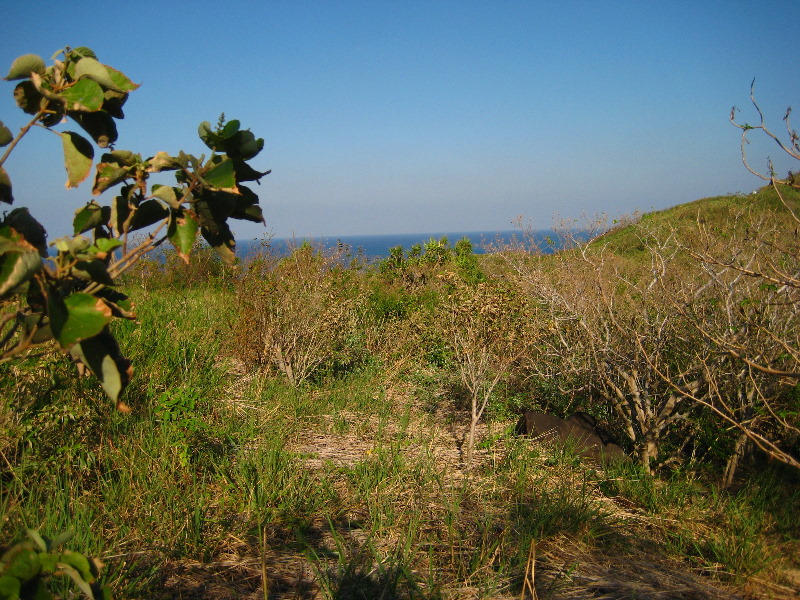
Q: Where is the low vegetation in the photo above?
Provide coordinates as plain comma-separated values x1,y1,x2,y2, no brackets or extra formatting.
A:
3,190,800,598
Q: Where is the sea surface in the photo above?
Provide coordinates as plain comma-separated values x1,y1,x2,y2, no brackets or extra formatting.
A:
238,229,556,261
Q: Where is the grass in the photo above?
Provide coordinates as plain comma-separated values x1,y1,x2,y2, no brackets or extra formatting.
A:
3,196,800,598
2,343,797,598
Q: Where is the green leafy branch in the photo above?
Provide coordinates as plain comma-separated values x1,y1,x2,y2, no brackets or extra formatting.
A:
0,46,269,407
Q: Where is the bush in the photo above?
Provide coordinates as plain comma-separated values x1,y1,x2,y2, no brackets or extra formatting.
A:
232,243,369,385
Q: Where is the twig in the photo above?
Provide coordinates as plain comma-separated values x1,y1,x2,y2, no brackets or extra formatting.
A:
261,525,269,600
0,111,45,168
520,538,537,600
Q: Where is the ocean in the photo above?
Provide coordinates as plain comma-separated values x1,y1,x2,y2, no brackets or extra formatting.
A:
237,229,555,261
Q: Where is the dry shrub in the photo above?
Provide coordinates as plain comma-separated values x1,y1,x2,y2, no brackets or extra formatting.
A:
232,242,368,385
439,274,542,464
503,196,800,479
502,220,709,474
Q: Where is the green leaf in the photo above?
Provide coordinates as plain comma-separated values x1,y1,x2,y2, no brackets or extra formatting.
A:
109,195,130,236
68,328,132,407
221,119,240,138
93,162,130,195
146,151,182,172
22,313,53,345
0,121,12,146
198,119,264,160
230,185,264,224
231,159,270,183
49,292,112,348
59,78,104,112
26,530,48,552
101,150,139,167
39,100,65,127
3,547,40,580
58,550,93,582
203,157,237,191
5,208,47,256
74,259,114,285
151,184,181,209
201,223,236,266
167,210,199,263
73,57,121,91
0,574,21,597
68,46,97,60
227,129,264,160
96,288,136,319
61,131,94,188
127,200,169,232
93,238,122,254
0,167,11,205
57,563,94,598
53,234,91,256
104,65,140,92
73,201,107,234
198,121,219,151
233,203,264,224
102,89,128,119
49,531,74,550
0,229,42,297
195,193,237,228
5,53,45,80
13,80,42,114
38,552,58,573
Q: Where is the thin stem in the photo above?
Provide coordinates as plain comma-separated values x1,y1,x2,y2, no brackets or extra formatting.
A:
0,111,45,169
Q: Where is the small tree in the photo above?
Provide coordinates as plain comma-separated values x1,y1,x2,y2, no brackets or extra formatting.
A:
0,46,269,408
442,275,536,465
653,83,800,474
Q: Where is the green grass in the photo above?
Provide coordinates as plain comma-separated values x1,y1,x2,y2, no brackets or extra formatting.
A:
587,185,800,257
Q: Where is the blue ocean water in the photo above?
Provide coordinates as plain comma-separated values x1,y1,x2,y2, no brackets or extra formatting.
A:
238,229,555,261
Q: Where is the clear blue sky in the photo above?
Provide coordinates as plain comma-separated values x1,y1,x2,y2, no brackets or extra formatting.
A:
3,1,800,239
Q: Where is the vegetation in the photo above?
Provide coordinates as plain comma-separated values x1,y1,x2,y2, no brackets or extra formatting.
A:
2,48,799,599
3,188,800,598
0,46,268,409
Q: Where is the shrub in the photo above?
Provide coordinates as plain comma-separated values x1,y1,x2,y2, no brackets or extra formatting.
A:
233,243,368,385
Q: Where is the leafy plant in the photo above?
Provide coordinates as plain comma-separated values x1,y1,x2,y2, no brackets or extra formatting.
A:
155,388,208,467
441,276,537,465
0,47,269,407
0,529,111,600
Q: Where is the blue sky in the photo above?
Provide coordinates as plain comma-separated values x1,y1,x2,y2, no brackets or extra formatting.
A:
3,1,800,239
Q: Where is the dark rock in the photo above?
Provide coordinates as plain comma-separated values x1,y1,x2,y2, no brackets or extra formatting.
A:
516,410,626,463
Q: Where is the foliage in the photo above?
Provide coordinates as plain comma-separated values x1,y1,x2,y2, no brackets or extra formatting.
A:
5,59,800,598
232,243,368,385
154,388,210,467
3,251,799,597
440,275,538,464
0,47,268,407
378,235,485,285
0,530,111,600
